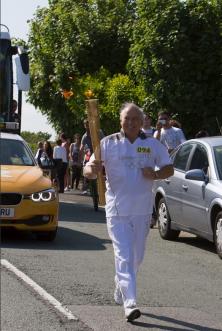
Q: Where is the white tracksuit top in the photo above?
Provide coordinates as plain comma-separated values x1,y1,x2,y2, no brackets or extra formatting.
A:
92,131,172,217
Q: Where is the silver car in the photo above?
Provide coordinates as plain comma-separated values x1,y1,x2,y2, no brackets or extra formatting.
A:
154,136,222,259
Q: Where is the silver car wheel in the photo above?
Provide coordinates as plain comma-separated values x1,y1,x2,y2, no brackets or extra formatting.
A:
157,197,180,240
216,217,222,252
159,202,168,232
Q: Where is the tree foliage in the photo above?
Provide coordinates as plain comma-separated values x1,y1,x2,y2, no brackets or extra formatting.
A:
128,0,222,136
28,0,222,138
28,0,138,136
21,131,51,152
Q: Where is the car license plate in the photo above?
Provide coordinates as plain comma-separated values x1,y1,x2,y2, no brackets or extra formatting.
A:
0,207,15,218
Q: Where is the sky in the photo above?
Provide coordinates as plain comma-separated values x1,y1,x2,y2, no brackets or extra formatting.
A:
1,0,57,140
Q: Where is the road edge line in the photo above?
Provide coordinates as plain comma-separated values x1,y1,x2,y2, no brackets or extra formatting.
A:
59,199,105,209
1,259,78,321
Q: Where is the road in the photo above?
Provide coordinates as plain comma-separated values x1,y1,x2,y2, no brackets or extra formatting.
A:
1,190,222,331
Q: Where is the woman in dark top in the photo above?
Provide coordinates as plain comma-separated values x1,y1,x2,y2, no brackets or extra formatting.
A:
41,141,54,181
70,133,82,190
43,141,53,159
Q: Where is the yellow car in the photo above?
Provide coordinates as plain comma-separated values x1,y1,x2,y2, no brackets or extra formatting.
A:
0,132,59,241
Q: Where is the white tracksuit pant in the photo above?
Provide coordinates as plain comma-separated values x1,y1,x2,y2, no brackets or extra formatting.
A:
107,214,151,308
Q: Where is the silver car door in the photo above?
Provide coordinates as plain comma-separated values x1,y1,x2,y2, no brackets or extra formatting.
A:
164,169,184,223
166,143,194,225
181,144,210,233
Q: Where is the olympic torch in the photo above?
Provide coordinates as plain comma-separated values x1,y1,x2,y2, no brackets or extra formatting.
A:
85,98,106,206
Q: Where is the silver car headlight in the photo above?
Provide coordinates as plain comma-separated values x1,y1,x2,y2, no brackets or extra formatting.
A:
25,189,57,202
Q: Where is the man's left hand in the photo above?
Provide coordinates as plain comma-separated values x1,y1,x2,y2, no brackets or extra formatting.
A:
142,167,156,180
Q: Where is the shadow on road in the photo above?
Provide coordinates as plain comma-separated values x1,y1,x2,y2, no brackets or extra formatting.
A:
59,201,106,224
177,234,216,255
152,227,217,256
1,226,111,251
132,312,222,331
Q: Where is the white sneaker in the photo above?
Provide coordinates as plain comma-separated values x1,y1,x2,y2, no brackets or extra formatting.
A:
125,306,141,322
114,285,123,305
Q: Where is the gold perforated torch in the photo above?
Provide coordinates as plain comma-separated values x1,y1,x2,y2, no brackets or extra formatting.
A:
85,94,106,206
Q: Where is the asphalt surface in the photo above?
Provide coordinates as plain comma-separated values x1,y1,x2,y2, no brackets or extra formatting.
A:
1,189,222,331
1,268,91,331
59,190,222,331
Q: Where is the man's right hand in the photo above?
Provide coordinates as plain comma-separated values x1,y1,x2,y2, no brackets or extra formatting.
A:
90,159,103,174
83,159,103,179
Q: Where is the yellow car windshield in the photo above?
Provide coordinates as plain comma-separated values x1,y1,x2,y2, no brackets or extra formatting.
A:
0,138,35,166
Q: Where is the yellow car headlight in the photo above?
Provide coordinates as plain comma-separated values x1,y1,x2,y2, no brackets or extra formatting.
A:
25,189,57,202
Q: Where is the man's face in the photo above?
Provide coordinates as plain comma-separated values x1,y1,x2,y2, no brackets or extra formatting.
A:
143,114,152,127
84,120,89,131
158,114,170,128
120,107,143,141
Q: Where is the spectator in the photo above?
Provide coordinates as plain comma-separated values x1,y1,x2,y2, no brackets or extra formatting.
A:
60,133,70,191
53,139,67,193
10,99,20,123
169,119,181,129
80,119,104,194
142,114,157,228
69,133,82,190
40,141,54,181
142,113,155,137
195,129,209,138
0,99,19,122
35,141,44,166
42,140,53,159
80,119,104,157
154,111,186,153
83,102,173,322
67,137,72,189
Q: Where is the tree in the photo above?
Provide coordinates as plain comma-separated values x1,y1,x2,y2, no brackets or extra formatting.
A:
101,73,146,133
27,0,136,136
21,131,51,152
128,0,222,136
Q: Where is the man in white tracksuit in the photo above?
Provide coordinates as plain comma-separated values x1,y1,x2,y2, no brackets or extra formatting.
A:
84,102,174,322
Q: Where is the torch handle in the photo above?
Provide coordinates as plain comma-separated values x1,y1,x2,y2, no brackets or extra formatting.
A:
86,99,106,206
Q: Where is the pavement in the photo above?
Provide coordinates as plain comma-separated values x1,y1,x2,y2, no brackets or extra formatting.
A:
68,305,222,331
58,190,222,331
59,189,105,209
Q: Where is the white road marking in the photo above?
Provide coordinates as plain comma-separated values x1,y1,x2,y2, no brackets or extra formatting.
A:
59,199,105,209
1,259,78,321
59,200,77,204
